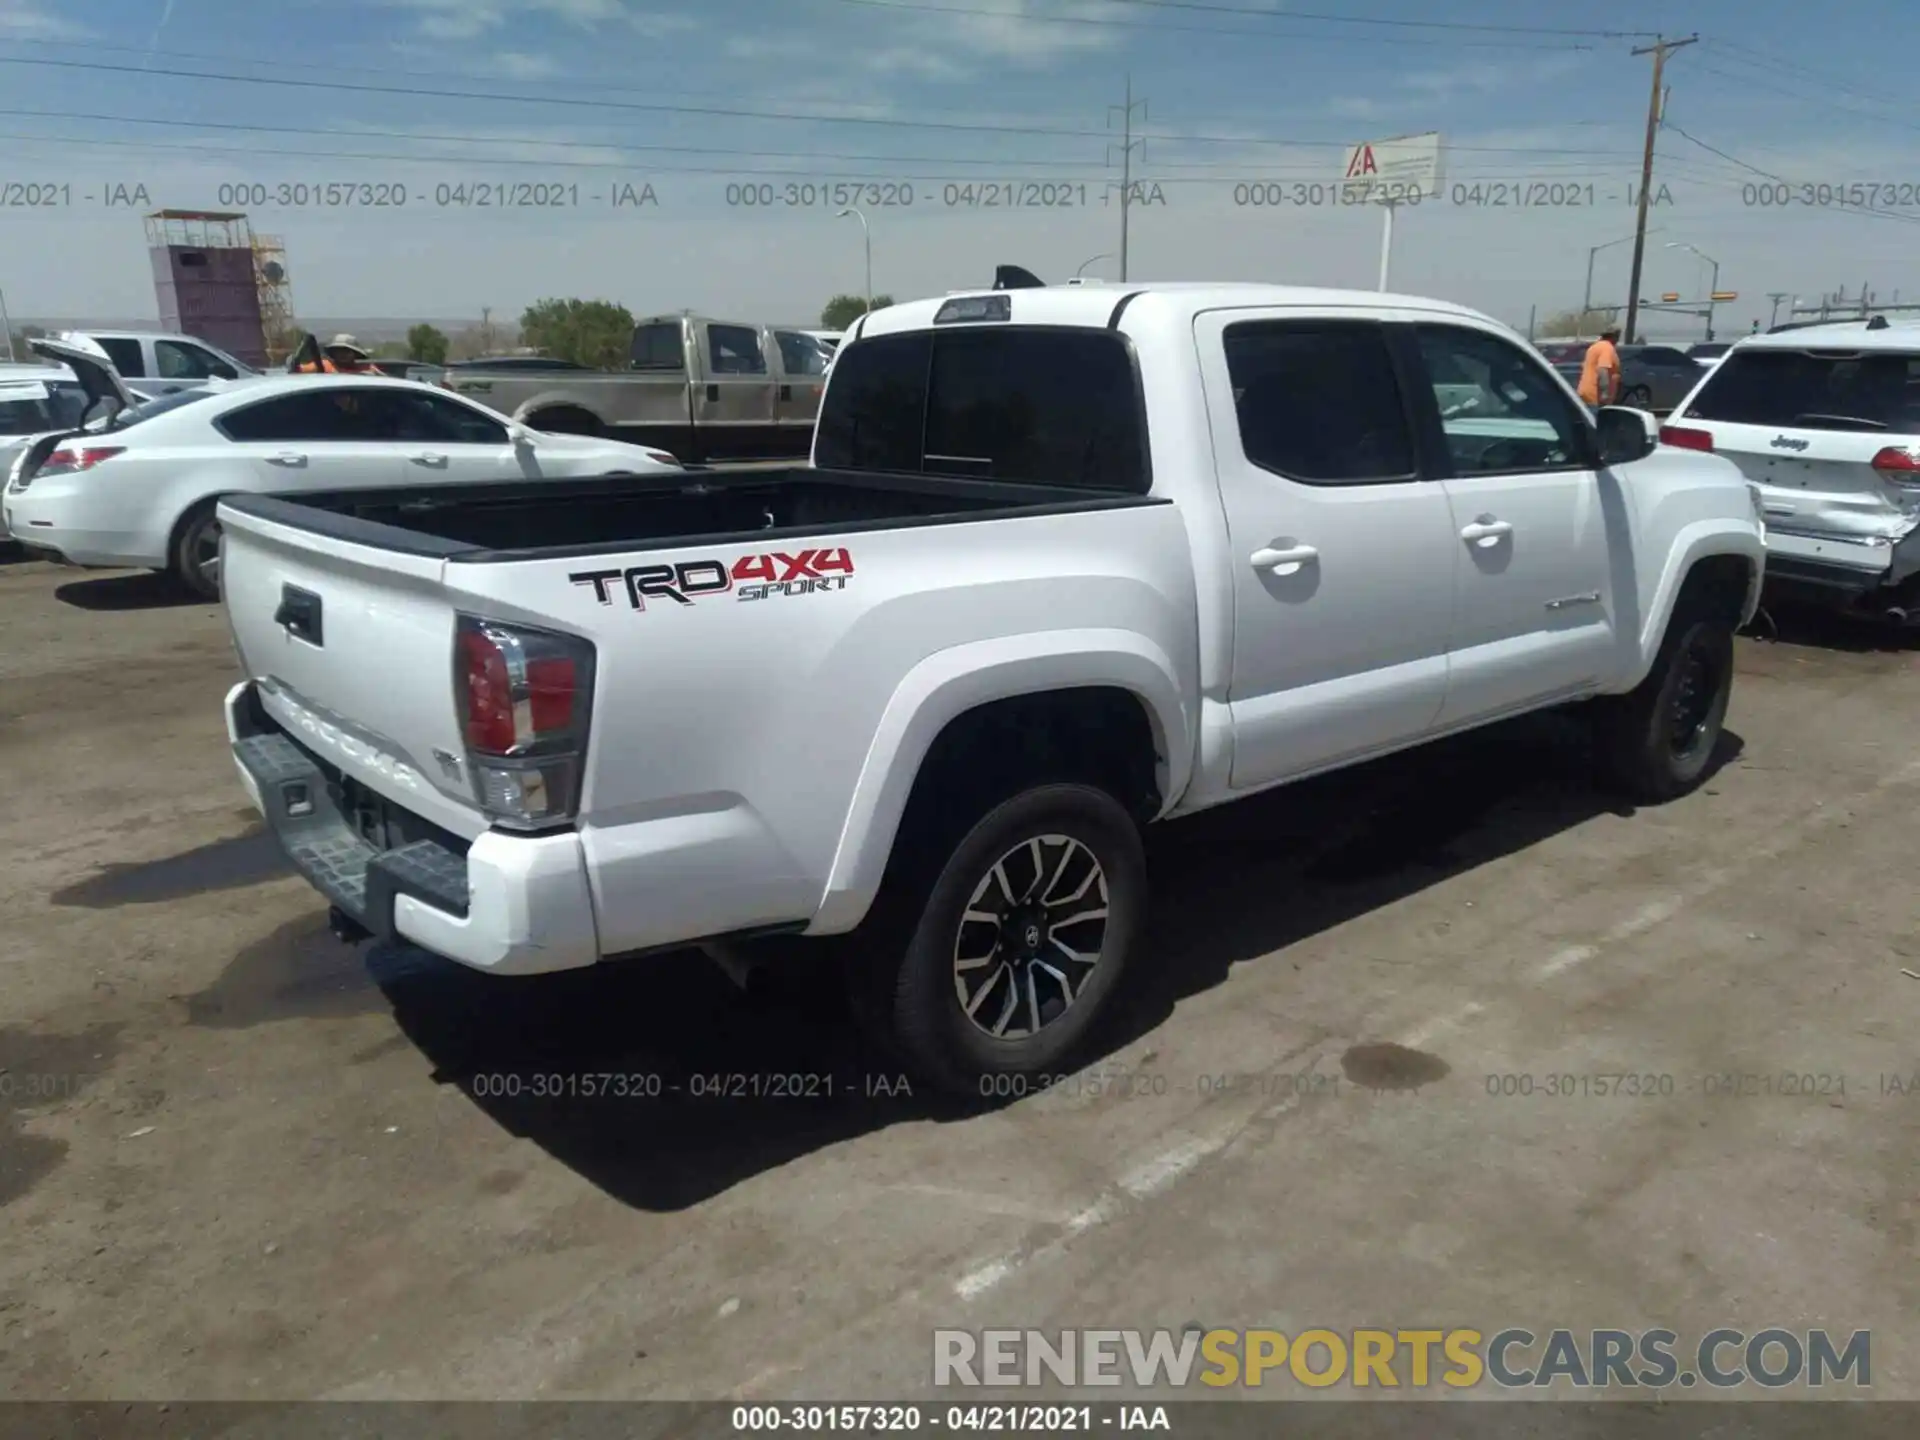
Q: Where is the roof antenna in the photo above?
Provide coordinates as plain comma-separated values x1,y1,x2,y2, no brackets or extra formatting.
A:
994,265,1045,290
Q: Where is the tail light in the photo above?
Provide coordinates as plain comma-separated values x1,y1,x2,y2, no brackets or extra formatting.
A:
643,449,679,465
1871,446,1920,487
34,445,125,477
455,616,595,830
1659,425,1713,451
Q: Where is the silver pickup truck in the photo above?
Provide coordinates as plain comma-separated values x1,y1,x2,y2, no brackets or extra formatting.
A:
441,315,828,465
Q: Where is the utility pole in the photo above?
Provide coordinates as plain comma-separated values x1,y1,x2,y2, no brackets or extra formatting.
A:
1766,292,1790,329
1108,75,1147,283
0,288,13,362
480,306,495,353
1624,33,1696,344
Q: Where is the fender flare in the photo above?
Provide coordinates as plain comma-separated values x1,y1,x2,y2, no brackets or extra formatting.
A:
1627,520,1765,689
806,629,1193,934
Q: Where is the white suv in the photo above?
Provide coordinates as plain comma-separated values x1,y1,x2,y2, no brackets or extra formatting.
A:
1662,318,1920,619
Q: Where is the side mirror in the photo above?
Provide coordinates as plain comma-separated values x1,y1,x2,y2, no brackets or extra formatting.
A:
1595,404,1658,466
507,423,535,447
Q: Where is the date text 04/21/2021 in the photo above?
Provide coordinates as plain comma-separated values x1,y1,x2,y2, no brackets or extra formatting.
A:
722,181,1170,209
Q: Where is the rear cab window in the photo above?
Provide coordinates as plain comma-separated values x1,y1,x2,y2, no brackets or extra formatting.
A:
1682,348,1920,434
814,325,1148,491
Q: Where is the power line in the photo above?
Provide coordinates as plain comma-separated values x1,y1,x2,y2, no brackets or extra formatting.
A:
813,0,1610,46
1662,125,1920,228
920,0,1655,38
0,63,1668,158
0,107,1101,171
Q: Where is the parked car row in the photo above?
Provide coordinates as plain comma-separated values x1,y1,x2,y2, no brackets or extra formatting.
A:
3,334,682,594
213,271,1764,1094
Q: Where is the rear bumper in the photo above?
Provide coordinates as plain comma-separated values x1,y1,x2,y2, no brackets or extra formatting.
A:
1763,525,1920,597
226,680,599,975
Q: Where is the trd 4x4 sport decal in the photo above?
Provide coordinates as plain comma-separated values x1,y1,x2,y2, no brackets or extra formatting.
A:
570,548,855,611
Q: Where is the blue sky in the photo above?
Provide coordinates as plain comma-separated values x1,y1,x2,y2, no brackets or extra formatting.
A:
3,0,1918,334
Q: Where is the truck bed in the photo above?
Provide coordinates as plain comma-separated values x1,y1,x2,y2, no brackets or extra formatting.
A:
220,466,1158,563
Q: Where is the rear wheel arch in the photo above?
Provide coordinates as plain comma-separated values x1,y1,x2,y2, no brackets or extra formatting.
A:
813,667,1179,937
518,403,604,437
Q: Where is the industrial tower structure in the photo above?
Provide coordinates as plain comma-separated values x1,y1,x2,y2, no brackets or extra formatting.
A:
144,210,297,367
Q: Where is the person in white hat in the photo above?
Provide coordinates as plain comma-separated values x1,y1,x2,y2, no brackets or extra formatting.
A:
323,334,373,372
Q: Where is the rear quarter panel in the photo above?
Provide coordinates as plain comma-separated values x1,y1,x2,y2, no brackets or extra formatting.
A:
448,501,1201,951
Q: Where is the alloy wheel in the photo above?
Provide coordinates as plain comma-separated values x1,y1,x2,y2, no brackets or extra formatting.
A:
951,834,1109,1040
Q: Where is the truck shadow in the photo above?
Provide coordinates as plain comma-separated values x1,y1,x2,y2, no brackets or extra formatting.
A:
378,714,1743,1212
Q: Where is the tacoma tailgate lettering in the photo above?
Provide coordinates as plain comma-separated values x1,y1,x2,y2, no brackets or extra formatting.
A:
570,548,854,612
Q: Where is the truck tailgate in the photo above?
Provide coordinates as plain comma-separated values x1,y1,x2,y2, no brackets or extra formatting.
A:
220,502,485,840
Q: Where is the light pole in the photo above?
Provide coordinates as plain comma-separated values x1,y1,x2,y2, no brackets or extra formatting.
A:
836,208,871,317
1075,253,1112,279
1584,229,1659,324
1666,241,1721,340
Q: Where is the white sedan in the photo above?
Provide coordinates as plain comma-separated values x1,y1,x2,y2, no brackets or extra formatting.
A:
4,337,680,597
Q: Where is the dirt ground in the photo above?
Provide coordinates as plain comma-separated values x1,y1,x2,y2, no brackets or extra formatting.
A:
4,553,1920,1405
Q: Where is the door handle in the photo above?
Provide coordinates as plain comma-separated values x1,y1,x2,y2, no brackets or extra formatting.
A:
779,383,792,400
1250,543,1318,571
706,383,719,402
1460,517,1513,545
410,452,448,466
268,451,306,466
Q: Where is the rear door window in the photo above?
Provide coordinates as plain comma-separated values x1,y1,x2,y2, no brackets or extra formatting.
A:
1680,349,1920,434
1223,321,1416,483
219,387,401,442
96,337,144,376
155,340,227,380
707,324,768,375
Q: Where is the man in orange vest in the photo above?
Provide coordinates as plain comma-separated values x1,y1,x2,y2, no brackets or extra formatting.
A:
1578,325,1622,411
291,333,375,374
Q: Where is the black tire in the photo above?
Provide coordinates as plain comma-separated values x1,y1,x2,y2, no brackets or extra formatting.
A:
170,502,222,600
1593,599,1734,802
851,783,1146,1097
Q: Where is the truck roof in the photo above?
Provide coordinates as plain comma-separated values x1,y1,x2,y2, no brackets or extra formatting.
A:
853,281,1503,338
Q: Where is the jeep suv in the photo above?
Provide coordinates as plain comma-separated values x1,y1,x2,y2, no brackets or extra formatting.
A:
1660,320,1920,617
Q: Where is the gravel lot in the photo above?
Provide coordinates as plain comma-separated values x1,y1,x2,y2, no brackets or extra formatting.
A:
4,552,1920,1403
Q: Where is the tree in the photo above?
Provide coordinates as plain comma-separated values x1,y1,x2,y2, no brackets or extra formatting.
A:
407,323,450,365
518,298,634,369
820,294,894,331
1539,308,1617,339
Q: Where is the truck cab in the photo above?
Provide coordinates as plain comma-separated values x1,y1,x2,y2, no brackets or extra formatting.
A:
71,330,258,392
441,316,826,464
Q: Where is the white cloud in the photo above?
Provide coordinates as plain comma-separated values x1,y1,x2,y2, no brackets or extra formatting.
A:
900,0,1127,66
489,50,563,79
381,0,695,41
0,0,87,38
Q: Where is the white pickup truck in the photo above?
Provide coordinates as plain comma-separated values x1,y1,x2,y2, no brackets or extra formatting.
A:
218,279,1765,1093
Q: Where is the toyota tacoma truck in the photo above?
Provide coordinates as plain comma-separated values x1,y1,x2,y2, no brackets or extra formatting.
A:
218,276,1765,1093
